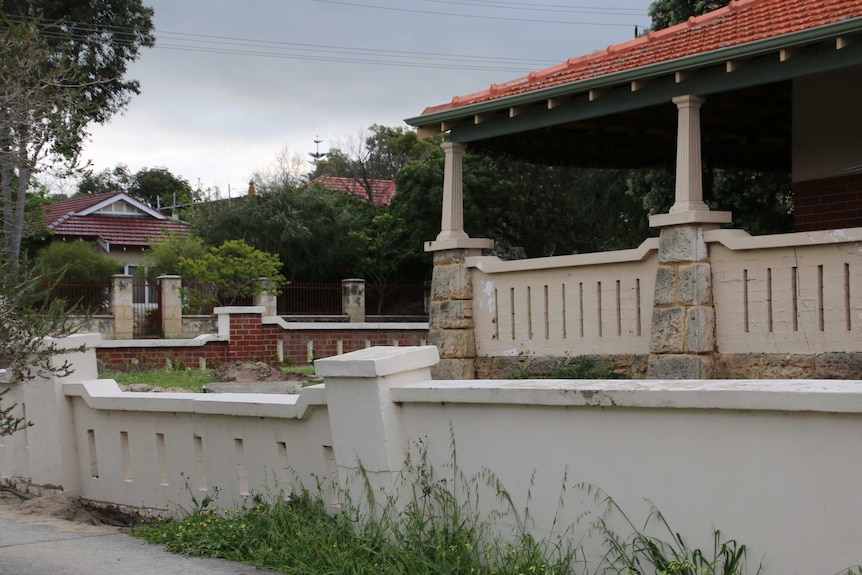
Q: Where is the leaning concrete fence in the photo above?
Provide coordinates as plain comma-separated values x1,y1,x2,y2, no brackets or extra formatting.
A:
2,335,861,574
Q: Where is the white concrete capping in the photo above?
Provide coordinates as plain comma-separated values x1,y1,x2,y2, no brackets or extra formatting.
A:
98,333,227,348
424,237,494,252
214,306,266,315
45,333,102,350
264,317,428,330
465,237,659,273
705,226,862,250
649,210,732,227
315,346,439,378
390,378,862,413
63,379,326,418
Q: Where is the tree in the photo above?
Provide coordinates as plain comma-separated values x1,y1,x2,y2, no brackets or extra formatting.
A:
129,167,195,211
311,125,440,202
35,239,121,283
143,232,207,280
76,164,133,196
178,239,286,313
0,261,84,435
0,2,154,265
648,0,730,30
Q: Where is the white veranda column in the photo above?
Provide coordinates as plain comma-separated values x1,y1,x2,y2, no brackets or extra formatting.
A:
437,141,469,241
670,95,709,214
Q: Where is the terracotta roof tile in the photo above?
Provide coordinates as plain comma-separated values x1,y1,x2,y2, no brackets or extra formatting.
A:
42,192,189,247
422,0,862,115
313,176,397,206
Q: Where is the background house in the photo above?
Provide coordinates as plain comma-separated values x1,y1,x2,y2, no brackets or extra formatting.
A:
41,191,190,275
311,175,396,206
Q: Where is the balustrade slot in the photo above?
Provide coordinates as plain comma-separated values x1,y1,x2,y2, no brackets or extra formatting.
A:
615,280,622,337
87,429,99,479
561,283,567,339
579,283,584,338
845,263,852,331
792,267,799,332
544,285,549,339
510,288,516,340
527,286,533,340
194,435,207,491
597,282,603,337
818,265,825,332
767,268,773,332
494,288,500,340
636,279,642,336
743,269,749,333
235,438,249,495
156,433,168,486
323,445,339,507
121,431,132,482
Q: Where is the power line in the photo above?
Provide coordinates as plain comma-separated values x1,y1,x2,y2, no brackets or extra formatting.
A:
311,0,648,27
417,0,646,17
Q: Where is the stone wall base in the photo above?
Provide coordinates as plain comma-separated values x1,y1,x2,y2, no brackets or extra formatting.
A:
475,352,862,380
432,358,476,380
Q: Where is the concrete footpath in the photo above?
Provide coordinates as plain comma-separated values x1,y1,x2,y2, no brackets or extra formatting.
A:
0,507,278,575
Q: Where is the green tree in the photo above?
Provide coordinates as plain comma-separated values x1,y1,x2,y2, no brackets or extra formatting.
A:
143,232,207,280
76,164,133,196
648,0,730,30
0,261,85,435
191,184,364,282
130,167,195,211
0,2,154,265
311,125,441,202
178,239,285,313
35,240,121,283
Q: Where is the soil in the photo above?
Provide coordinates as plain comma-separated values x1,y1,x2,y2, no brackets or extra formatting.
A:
0,490,138,529
118,361,321,393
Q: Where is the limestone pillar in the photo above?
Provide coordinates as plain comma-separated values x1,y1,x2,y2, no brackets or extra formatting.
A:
111,274,133,340
646,95,731,379
254,277,278,317
341,278,366,323
158,275,182,338
425,141,493,379
437,142,469,242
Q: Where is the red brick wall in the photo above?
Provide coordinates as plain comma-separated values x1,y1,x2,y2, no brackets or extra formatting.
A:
97,311,428,370
276,327,428,365
97,343,228,370
793,173,862,232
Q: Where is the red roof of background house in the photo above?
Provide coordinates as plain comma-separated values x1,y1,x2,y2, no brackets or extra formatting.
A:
43,192,189,247
313,176,397,206
422,0,862,116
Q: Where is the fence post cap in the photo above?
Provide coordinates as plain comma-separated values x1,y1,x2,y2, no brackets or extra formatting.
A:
315,345,439,378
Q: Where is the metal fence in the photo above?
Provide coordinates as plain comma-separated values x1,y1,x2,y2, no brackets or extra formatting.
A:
366,283,427,316
133,281,161,338
278,283,342,315
49,283,112,314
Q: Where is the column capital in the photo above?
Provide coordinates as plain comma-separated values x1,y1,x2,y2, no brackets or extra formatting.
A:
672,94,706,108
440,141,467,153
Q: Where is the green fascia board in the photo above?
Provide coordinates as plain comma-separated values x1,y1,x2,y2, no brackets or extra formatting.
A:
404,16,862,128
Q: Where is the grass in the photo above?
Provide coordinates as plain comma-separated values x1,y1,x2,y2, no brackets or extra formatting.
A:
100,367,217,392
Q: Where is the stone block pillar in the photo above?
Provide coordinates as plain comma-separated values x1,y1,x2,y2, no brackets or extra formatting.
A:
111,274,133,340
158,275,182,338
254,277,278,317
341,278,366,323
647,225,718,378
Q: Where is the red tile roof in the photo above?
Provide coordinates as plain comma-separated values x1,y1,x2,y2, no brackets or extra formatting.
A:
43,192,189,247
422,0,862,116
313,176,397,206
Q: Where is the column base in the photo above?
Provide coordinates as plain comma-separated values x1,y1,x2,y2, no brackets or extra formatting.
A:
646,354,714,379
425,237,494,252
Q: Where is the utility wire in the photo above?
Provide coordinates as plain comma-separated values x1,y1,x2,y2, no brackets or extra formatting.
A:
311,0,647,27
417,0,646,16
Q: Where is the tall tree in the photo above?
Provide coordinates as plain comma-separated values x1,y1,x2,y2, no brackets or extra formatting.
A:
311,125,440,202
129,167,194,211
0,2,154,265
76,164,133,196
648,0,730,30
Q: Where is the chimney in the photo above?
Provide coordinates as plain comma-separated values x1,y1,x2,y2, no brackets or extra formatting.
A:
248,180,256,197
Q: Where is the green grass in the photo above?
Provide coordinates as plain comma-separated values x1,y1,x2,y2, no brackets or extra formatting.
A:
282,365,316,377
101,368,217,392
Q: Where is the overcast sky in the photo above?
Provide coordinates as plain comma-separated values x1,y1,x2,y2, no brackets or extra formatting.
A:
76,0,653,198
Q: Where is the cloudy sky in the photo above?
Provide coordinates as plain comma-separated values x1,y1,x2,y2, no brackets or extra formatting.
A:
77,0,653,197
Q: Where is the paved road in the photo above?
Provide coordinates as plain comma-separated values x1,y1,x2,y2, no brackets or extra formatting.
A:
0,505,278,575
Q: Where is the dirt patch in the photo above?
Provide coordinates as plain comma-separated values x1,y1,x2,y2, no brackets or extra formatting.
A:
216,361,320,384
0,490,139,528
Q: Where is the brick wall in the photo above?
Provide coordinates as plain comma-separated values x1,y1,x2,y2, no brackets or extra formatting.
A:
97,342,228,370
97,310,428,370
276,327,428,365
793,173,862,232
